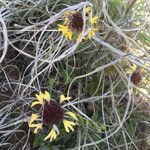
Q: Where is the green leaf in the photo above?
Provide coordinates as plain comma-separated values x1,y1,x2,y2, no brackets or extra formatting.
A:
49,78,55,88
33,134,45,147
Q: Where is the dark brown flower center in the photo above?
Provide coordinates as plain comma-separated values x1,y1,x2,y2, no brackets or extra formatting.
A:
68,12,83,32
43,101,64,125
131,71,142,85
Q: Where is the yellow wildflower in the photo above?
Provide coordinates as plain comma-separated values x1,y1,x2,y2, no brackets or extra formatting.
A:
29,91,78,142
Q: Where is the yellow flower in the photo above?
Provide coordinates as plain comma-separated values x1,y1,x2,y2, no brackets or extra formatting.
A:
44,128,59,142
60,94,71,103
63,119,76,133
88,28,98,39
29,91,78,142
58,7,99,42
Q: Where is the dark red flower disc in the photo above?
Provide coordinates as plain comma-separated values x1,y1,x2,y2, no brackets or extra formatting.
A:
68,12,83,32
131,71,142,85
43,101,64,125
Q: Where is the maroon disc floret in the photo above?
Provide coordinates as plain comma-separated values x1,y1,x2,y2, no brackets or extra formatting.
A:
131,71,142,85
69,12,83,32
43,101,64,125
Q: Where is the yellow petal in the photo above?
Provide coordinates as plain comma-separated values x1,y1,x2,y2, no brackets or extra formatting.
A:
42,91,51,102
58,24,68,33
68,32,72,41
88,28,98,39
77,34,82,42
85,7,91,14
31,101,43,107
32,93,44,107
35,93,43,102
58,24,72,40
132,64,137,70
63,119,76,133
126,69,131,74
126,64,137,74
33,123,43,134
65,31,72,41
60,94,71,103
90,16,98,24
63,17,69,25
129,88,133,95
77,34,87,42
65,111,78,120
29,114,40,127
64,11,75,16
44,128,58,142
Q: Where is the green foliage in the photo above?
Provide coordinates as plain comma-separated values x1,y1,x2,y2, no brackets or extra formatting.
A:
49,78,55,88
33,134,46,147
137,32,150,45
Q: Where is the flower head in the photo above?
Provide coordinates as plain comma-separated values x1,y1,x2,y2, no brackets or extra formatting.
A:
58,11,83,41
29,91,78,142
58,7,99,42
